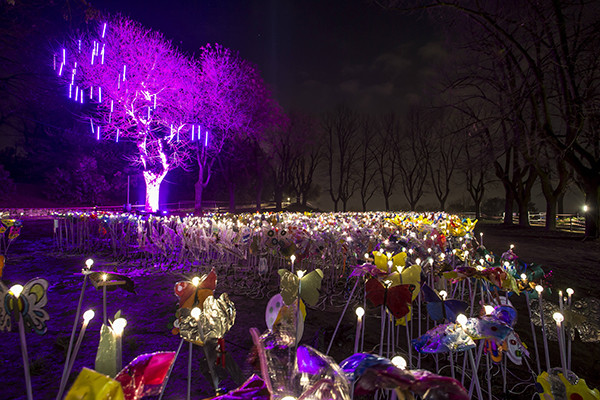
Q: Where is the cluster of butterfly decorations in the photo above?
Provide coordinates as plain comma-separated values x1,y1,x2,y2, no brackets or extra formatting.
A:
200,263,470,400
1,218,22,258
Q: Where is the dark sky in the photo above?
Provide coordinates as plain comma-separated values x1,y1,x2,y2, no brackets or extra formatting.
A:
91,0,447,114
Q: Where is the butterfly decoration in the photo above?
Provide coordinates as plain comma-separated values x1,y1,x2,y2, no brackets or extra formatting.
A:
486,331,529,365
340,353,469,400
421,284,468,323
65,367,125,400
365,278,414,319
532,297,600,342
247,326,350,400
89,271,136,294
174,269,217,309
413,323,476,354
67,352,177,400
0,278,49,335
114,351,177,400
536,368,600,400
278,268,323,307
211,374,269,400
443,266,518,292
461,315,513,342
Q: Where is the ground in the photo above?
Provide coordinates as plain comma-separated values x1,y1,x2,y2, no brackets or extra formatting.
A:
1,219,599,399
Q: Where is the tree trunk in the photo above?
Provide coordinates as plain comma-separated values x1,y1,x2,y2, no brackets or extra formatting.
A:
194,179,204,214
439,198,446,212
142,170,166,212
474,199,481,219
333,200,339,212
517,199,530,226
503,187,515,225
274,184,283,211
557,192,565,214
545,196,557,231
385,196,390,211
583,179,600,239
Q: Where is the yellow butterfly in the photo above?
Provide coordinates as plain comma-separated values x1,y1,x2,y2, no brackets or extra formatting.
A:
278,269,323,307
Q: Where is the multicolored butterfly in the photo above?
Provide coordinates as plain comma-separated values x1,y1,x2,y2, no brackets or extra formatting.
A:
174,269,217,309
0,278,49,335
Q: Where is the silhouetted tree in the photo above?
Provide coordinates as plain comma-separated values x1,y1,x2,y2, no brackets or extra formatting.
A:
323,106,361,212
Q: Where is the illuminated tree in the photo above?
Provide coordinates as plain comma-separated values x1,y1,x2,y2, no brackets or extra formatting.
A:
191,44,282,213
55,17,196,212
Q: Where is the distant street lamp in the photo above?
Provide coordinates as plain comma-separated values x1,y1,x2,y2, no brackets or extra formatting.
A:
583,204,589,212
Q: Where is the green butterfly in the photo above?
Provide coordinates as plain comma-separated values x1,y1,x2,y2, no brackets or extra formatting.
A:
278,269,323,307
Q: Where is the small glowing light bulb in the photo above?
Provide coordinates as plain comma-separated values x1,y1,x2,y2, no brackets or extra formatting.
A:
520,273,527,281
535,285,543,293
510,244,515,250
566,288,574,296
83,309,95,322
391,355,407,369
297,270,305,278
439,290,447,300
192,276,200,286
191,307,201,320
364,253,370,260
355,307,365,318
112,318,127,335
553,312,564,324
483,305,494,315
9,284,24,298
415,258,421,265
290,255,296,263
102,273,108,282
281,396,297,400
85,259,94,268
456,314,468,326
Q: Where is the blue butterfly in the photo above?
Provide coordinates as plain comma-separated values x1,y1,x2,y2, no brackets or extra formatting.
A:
421,284,468,323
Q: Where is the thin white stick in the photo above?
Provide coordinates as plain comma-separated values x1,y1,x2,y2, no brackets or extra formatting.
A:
103,284,107,325
525,294,542,374
326,278,359,355
187,341,193,400
485,352,492,400
18,318,33,400
59,320,90,399
539,294,551,371
158,338,185,400
467,349,484,400
57,275,87,400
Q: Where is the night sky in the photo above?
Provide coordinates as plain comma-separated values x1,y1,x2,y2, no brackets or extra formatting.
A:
91,0,446,114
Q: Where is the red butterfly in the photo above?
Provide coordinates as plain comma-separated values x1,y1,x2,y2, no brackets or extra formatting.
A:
365,278,414,319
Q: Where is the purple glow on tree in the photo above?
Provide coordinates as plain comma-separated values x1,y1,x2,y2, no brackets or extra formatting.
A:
56,17,200,212
190,44,283,212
